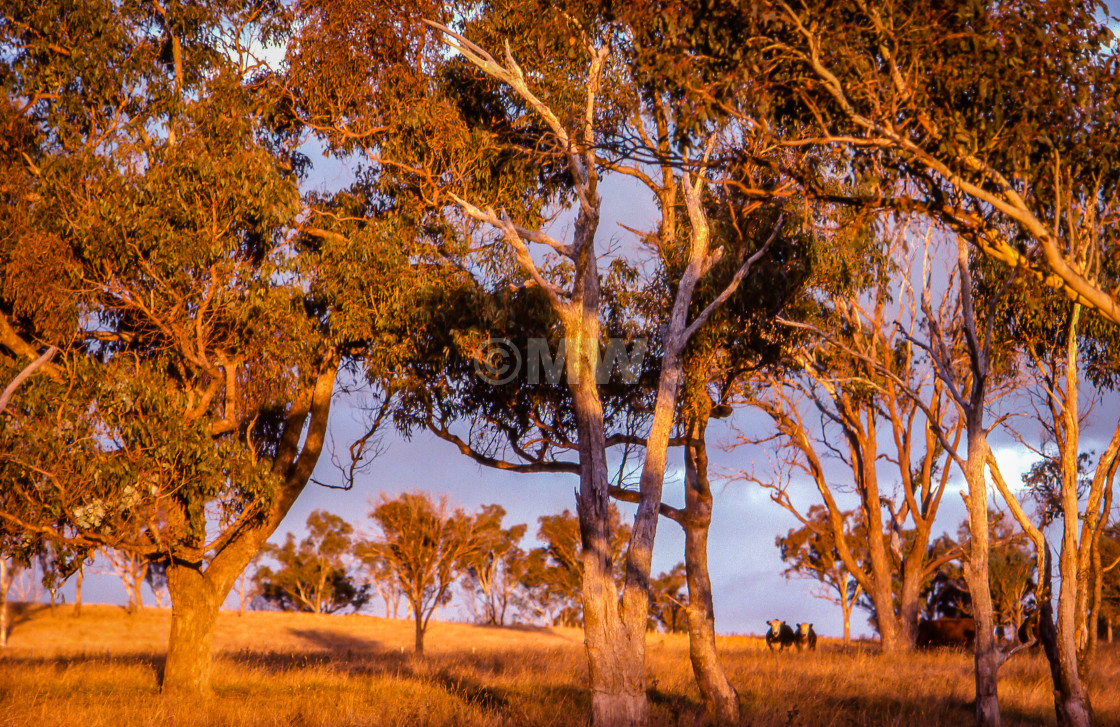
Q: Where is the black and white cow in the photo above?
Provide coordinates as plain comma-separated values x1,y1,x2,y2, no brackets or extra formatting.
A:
796,623,817,651
766,619,797,652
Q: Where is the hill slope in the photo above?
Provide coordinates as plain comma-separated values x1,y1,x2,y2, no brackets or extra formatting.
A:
1,604,1117,726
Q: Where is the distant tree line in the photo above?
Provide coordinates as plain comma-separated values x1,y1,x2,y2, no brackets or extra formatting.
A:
243,495,688,654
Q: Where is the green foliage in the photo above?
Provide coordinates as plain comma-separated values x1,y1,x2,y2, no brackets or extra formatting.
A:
1021,452,1093,529
922,516,1035,626
648,563,687,634
0,1,342,570
255,510,370,615
633,0,1120,327
520,507,631,627
776,506,863,611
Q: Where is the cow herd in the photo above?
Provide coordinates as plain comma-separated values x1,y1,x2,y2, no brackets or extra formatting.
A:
766,615,1042,651
765,619,817,652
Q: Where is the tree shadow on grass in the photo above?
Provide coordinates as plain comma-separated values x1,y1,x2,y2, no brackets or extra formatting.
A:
286,627,384,654
2,651,166,681
426,671,511,712
749,692,980,727
3,602,50,643
647,685,699,714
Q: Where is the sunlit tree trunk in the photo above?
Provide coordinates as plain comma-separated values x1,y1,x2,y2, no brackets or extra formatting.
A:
680,411,740,723
164,562,223,694
1050,309,1093,727
571,328,649,725
961,430,1001,727
73,567,82,618
0,558,9,647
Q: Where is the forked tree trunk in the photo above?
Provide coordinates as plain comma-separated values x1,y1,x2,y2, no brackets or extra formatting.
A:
681,413,740,724
1031,550,1092,727
573,367,648,726
160,363,337,696
1043,305,1093,727
852,425,907,654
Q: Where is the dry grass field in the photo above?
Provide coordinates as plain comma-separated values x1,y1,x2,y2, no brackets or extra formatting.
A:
1,604,1119,726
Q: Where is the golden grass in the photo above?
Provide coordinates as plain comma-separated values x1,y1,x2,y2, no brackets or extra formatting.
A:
2,604,1118,726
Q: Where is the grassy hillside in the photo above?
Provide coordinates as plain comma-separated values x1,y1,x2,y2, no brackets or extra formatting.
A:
2,604,1118,726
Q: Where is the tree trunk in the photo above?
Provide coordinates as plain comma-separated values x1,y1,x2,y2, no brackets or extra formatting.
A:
1,558,8,648
1052,518,1092,727
414,612,425,655
132,568,145,613
573,368,648,726
963,433,1001,727
856,423,906,654
1048,305,1093,727
842,604,852,644
897,516,935,650
681,412,739,724
164,562,222,695
74,568,82,617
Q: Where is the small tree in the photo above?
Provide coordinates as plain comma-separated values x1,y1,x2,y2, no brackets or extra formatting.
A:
366,492,488,654
987,520,1036,636
460,505,528,627
254,510,369,615
777,506,865,643
102,547,149,614
520,508,631,627
354,545,405,620
649,563,688,634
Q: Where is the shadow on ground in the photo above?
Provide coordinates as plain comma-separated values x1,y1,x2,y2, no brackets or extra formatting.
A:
287,627,384,654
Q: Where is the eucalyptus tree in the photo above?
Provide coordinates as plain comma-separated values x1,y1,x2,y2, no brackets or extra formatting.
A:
633,0,1120,325
776,506,865,643
255,510,371,615
0,1,421,695
289,2,793,722
742,219,964,653
459,504,528,627
627,2,1120,724
982,274,1120,727
365,492,492,655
